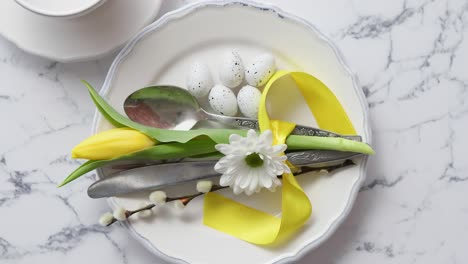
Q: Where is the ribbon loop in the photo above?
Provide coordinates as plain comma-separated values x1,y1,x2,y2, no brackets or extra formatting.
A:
204,71,356,245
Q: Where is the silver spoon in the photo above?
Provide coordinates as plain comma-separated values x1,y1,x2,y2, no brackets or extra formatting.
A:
123,86,362,141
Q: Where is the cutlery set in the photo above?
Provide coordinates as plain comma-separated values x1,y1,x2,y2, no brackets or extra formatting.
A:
87,86,365,199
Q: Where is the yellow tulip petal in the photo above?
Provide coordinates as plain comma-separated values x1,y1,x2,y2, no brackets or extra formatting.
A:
72,128,156,160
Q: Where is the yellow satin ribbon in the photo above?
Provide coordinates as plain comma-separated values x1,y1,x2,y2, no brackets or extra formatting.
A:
204,71,357,245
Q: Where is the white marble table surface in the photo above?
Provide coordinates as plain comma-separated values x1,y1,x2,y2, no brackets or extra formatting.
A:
1,0,467,263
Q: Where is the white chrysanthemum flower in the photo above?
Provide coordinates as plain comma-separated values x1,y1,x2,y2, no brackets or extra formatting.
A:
214,129,290,195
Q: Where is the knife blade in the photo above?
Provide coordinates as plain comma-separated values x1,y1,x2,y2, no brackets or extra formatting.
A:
88,150,363,198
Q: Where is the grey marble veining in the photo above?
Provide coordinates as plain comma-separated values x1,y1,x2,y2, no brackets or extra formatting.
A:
1,0,467,263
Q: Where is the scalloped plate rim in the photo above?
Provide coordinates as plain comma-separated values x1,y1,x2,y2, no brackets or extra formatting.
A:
92,1,371,263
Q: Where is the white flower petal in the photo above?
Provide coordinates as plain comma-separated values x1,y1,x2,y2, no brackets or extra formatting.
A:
282,164,292,174
229,133,243,143
265,167,277,179
276,155,288,162
233,185,243,195
220,172,236,186
248,170,259,193
270,162,282,174
214,163,224,173
239,170,252,189
234,171,244,187
259,130,273,145
273,177,282,185
225,160,245,175
215,129,291,195
247,129,257,139
215,144,232,155
244,188,254,196
269,178,282,191
271,144,287,155
260,174,273,188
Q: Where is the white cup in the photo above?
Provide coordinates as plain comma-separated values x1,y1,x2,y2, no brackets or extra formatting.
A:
14,0,106,18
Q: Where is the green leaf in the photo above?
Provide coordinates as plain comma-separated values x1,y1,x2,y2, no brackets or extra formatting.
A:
60,135,373,187
83,80,247,144
59,139,217,187
90,95,124,128
82,81,375,155
286,135,375,155
68,81,374,188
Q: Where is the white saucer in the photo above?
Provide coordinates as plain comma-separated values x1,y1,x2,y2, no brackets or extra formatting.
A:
0,0,162,62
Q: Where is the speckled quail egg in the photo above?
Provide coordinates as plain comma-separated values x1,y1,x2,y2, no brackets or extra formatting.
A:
219,50,244,88
208,84,238,117
186,61,214,98
245,53,276,87
237,85,262,118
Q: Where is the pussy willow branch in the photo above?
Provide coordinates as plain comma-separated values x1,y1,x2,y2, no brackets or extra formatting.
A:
105,185,226,226
105,160,355,226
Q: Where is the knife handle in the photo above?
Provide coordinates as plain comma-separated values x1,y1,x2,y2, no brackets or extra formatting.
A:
232,118,361,141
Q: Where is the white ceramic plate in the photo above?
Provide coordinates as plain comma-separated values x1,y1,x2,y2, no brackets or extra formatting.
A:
93,1,371,264
0,0,161,62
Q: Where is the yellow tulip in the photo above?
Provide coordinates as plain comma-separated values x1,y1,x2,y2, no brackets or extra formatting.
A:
72,128,157,160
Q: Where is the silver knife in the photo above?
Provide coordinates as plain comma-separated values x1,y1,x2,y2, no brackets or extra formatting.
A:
233,119,362,141
88,150,363,198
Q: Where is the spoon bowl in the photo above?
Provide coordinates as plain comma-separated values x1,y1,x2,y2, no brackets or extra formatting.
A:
124,86,203,130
